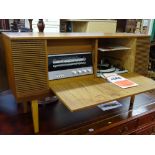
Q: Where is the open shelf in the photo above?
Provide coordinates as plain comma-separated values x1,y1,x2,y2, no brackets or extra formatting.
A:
98,46,131,52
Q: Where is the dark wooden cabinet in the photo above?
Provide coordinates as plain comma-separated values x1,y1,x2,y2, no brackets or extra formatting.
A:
64,111,155,135
53,99,155,135
100,119,138,135
93,111,155,135
132,125,154,135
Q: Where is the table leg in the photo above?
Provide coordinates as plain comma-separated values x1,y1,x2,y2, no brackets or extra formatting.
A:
129,95,135,110
31,100,39,134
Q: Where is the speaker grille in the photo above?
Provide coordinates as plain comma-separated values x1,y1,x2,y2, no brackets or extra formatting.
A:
134,38,150,75
11,40,48,99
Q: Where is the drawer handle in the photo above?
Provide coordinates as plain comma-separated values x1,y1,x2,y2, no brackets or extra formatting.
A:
119,126,128,134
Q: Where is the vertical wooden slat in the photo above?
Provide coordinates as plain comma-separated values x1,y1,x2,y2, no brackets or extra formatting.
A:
134,37,150,76
93,39,98,77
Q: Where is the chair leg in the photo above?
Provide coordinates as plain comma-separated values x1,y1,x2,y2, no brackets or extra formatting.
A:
31,100,39,134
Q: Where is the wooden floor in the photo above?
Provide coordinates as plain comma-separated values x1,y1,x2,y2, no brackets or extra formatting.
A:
1,90,155,135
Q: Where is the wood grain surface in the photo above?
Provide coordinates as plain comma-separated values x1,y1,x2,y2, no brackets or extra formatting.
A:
2,32,149,40
49,73,155,111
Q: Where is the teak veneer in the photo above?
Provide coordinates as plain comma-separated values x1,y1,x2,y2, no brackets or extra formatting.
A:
1,32,153,133
49,73,155,111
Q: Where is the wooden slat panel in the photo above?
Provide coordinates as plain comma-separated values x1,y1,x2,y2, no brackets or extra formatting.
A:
134,37,150,75
11,40,49,100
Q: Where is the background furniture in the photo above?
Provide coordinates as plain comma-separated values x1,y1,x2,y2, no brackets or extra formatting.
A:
31,19,60,32
60,19,117,33
60,19,150,34
117,19,137,33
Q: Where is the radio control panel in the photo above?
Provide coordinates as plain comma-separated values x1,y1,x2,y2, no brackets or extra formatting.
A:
48,52,93,80
48,67,93,80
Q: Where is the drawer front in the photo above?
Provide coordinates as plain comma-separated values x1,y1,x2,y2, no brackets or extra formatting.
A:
151,125,155,134
133,124,155,135
62,121,110,135
135,126,153,135
61,112,155,135
98,119,138,135
138,112,155,127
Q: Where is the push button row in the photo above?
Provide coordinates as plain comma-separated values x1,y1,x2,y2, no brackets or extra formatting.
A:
72,69,92,75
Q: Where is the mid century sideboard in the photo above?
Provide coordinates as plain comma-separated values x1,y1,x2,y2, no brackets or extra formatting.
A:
2,32,155,134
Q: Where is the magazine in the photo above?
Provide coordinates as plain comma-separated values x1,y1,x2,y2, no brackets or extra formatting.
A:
101,73,138,89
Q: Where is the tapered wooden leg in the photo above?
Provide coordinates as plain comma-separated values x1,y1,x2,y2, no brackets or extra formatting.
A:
31,100,39,134
129,95,135,110
23,102,28,113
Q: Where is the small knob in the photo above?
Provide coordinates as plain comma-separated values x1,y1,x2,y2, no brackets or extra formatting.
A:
57,75,61,78
78,70,82,74
72,71,77,74
82,70,87,73
87,69,92,72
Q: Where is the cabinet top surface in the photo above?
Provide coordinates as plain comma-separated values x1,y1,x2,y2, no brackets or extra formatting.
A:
2,32,149,40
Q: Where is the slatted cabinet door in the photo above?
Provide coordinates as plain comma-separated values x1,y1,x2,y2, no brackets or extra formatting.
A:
134,37,150,76
11,40,49,101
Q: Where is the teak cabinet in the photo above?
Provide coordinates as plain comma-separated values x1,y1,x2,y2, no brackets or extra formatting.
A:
2,32,153,134
2,32,150,102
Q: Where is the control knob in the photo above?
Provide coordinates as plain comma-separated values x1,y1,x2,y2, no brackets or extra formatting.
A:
77,70,82,74
72,71,77,74
82,69,87,73
87,69,92,72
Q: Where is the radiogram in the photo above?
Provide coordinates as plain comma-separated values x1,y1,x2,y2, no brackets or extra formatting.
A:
2,32,150,102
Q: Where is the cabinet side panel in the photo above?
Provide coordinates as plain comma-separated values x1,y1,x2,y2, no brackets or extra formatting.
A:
11,39,49,101
2,36,16,94
134,37,150,75
0,34,8,90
